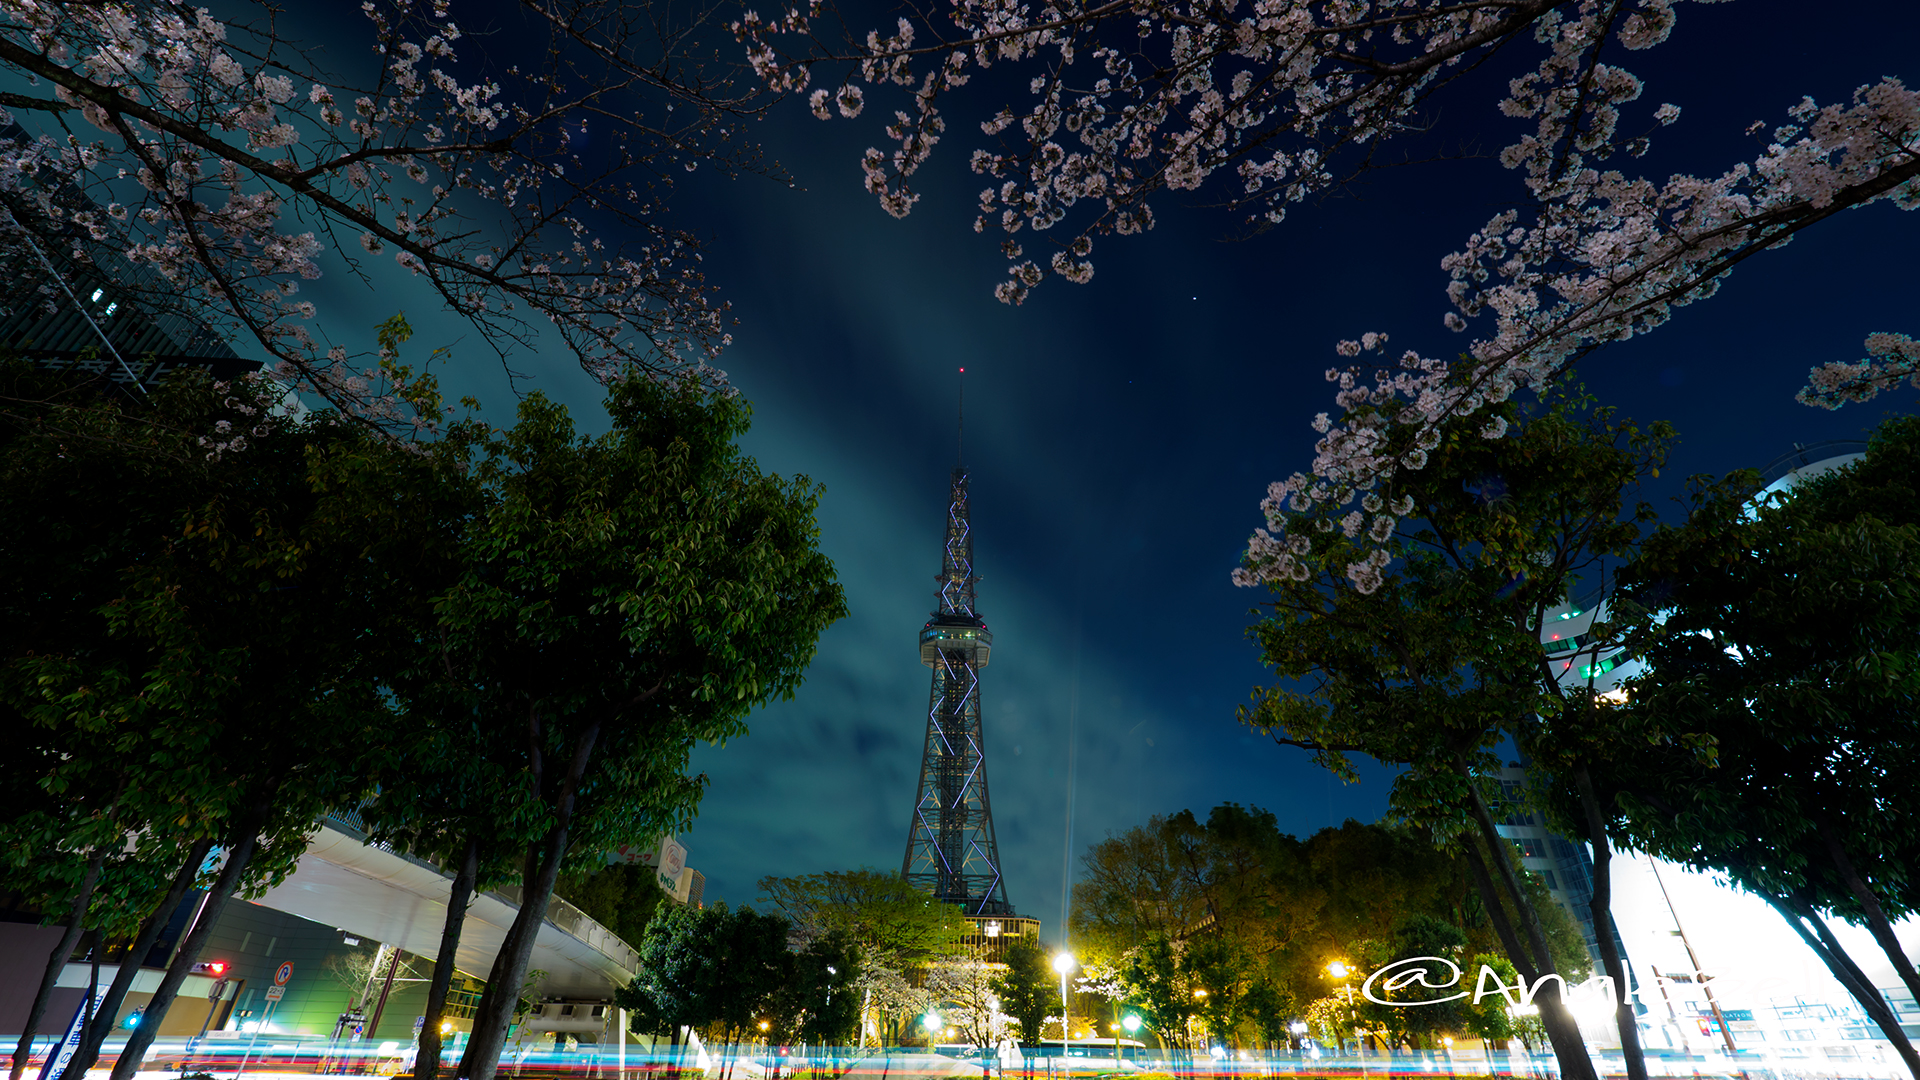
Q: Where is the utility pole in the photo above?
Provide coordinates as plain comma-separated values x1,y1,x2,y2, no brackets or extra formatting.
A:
1651,863,1739,1059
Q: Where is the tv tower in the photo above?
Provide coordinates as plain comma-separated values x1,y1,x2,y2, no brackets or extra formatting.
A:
901,371,1014,917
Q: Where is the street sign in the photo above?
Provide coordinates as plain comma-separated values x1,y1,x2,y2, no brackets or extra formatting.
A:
264,985,286,1002
273,961,294,986
37,986,110,1080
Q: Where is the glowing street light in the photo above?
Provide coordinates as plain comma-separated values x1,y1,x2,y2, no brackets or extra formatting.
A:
1326,962,1357,1006
1053,953,1076,1048
1327,960,1361,1059
1122,1015,1142,1035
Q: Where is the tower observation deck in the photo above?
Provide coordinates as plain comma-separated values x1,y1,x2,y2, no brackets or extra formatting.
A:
901,464,1014,916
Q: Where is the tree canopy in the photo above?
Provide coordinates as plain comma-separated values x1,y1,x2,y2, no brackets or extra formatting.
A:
1069,805,1584,1055
1580,415,1920,1075
0,354,845,1080
1237,384,1673,1080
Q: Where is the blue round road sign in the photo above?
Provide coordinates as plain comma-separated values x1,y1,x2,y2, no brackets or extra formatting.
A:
274,961,294,986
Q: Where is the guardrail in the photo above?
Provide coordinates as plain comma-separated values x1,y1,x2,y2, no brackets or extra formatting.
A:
495,883,641,975
314,810,641,978
1758,440,1868,486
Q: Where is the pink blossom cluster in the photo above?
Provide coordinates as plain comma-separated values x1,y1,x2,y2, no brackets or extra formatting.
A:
1800,332,1920,409
1237,66,1916,596
1232,333,1461,595
0,0,754,424
1443,78,1920,403
737,0,1747,305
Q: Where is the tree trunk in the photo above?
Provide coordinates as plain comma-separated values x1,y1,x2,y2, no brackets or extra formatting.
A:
108,806,267,1080
464,711,604,1080
1461,841,1540,979
10,848,106,1080
63,836,213,1080
458,846,541,1079
1572,764,1648,1080
1815,817,1920,1008
1461,771,1597,1080
415,834,481,1080
463,823,572,1080
1763,891,1920,1080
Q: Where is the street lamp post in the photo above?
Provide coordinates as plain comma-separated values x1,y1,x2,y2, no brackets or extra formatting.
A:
1327,962,1363,1066
1052,953,1076,1045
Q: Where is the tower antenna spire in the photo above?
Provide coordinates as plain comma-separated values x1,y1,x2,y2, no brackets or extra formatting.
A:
957,366,965,467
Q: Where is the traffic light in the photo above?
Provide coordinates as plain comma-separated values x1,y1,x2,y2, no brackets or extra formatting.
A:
122,1009,144,1030
190,960,229,977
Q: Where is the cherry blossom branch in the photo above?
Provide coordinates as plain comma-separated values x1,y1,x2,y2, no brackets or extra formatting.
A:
1238,80,1919,595
736,0,1623,302
0,0,771,425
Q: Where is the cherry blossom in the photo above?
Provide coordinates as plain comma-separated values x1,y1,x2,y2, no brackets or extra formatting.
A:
738,0,1915,561
1799,332,1920,409
0,0,769,423
1232,66,1916,593
737,0,1758,304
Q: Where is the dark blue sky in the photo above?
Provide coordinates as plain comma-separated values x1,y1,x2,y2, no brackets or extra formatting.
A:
297,1,1919,933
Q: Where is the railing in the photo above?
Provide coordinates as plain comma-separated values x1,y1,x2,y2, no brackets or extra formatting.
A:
313,810,642,978
494,884,641,976
1758,440,1868,487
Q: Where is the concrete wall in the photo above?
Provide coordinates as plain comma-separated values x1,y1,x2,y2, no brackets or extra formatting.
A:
0,924,85,1036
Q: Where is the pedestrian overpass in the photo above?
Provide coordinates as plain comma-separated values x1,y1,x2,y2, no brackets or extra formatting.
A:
250,813,639,999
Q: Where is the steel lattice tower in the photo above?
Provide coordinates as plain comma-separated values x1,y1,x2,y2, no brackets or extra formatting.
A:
901,462,1014,916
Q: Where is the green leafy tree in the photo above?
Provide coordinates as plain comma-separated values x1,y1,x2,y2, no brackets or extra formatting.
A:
776,931,864,1045
1118,935,1200,1052
757,869,969,961
621,902,730,1046
757,867,968,1044
1073,807,1534,1046
1461,954,1519,1048
557,863,669,949
286,320,519,1080
1186,934,1253,1048
1240,386,1675,1080
1072,811,1221,957
436,375,844,1080
1355,915,1468,1050
0,364,408,1080
1237,978,1291,1054
620,903,797,1050
1585,417,1920,1074
990,938,1055,1045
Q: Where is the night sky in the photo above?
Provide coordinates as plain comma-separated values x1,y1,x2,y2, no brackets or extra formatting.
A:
288,2,1919,933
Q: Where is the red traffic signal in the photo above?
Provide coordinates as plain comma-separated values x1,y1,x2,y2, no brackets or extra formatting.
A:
191,960,229,977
